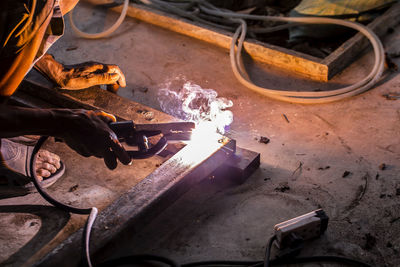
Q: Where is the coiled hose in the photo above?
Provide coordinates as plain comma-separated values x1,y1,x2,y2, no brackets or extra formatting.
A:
69,0,129,39
69,0,386,102
139,0,386,104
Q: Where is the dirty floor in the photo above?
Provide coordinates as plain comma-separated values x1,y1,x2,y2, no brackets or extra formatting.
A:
3,2,400,266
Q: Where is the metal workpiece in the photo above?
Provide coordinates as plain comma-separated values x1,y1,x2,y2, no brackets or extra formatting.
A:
38,136,237,266
109,120,195,158
8,72,258,267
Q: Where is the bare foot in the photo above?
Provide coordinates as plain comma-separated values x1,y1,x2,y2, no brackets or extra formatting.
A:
35,150,62,181
1,139,63,182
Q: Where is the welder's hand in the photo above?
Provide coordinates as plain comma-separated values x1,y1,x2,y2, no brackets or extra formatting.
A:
34,54,126,92
56,109,131,169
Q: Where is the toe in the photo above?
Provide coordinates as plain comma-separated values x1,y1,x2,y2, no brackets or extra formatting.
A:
47,157,61,169
37,150,62,170
41,162,57,174
37,169,51,178
38,150,61,163
34,150,62,180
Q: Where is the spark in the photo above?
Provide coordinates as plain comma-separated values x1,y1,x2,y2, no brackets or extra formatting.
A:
158,79,233,164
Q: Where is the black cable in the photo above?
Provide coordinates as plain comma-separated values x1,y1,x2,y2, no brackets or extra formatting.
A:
275,255,373,267
96,254,180,267
180,255,373,267
29,136,92,215
182,260,260,267
263,235,276,267
30,136,96,267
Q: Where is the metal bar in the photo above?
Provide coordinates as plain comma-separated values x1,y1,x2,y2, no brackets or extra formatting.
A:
15,72,239,266
210,146,260,184
36,138,236,266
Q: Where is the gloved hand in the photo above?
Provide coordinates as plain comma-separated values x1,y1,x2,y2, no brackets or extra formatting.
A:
34,54,126,92
54,109,131,169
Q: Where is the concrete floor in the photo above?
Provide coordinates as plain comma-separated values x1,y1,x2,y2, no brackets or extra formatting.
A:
4,2,400,266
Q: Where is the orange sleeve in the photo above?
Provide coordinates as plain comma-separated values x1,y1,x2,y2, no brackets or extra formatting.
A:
0,0,53,97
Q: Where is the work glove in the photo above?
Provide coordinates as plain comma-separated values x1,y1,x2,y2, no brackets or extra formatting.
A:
54,109,131,169
34,54,126,92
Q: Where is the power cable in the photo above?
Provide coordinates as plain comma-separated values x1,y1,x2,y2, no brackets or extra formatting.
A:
30,136,96,267
263,235,276,267
70,0,386,103
139,0,386,103
68,0,130,39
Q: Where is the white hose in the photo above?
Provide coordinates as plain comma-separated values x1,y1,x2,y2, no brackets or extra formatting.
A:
199,6,385,104
69,0,129,39
85,207,98,267
70,0,386,103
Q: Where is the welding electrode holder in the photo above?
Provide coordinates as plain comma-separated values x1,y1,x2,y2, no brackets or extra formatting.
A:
109,120,195,159
109,121,168,159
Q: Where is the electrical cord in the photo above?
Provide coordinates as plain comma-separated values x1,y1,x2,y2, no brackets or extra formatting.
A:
97,254,180,266
225,17,384,103
30,136,92,215
181,260,260,267
263,235,276,267
137,0,386,103
68,0,130,39
30,136,97,267
180,256,372,267
29,136,373,267
68,0,386,103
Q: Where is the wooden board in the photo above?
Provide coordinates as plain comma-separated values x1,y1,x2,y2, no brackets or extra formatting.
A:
110,2,400,81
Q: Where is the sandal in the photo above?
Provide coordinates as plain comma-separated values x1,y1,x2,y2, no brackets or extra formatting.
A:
6,135,40,146
0,139,65,195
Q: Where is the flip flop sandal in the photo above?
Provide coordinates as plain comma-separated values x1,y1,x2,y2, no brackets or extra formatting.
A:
0,139,65,194
7,135,40,146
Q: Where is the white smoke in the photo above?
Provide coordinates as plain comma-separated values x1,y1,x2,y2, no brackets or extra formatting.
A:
157,80,233,134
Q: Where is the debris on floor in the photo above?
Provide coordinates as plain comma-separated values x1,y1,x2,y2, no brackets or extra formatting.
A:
342,171,352,178
318,166,330,170
282,114,290,123
382,92,400,100
69,184,79,192
379,163,387,170
65,46,78,51
259,136,270,144
274,182,291,192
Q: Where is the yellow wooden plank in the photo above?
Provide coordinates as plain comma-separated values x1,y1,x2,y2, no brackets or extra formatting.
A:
112,3,329,81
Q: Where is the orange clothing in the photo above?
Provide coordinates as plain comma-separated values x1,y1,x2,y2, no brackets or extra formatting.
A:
0,0,64,97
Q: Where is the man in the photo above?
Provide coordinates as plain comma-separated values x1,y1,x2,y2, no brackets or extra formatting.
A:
0,0,131,192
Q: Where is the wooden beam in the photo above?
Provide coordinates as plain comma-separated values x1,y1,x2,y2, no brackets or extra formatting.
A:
111,3,328,81
322,2,400,79
110,2,400,81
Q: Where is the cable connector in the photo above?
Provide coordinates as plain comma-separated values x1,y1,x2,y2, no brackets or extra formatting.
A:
274,209,329,250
